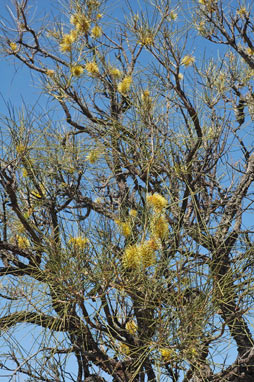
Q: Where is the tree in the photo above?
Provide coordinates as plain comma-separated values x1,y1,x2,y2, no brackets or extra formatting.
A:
0,0,254,381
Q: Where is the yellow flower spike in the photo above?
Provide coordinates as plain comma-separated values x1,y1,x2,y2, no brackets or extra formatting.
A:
22,168,28,177
181,55,195,67
71,65,84,77
146,193,168,212
237,7,248,18
170,10,177,20
86,149,100,163
96,13,103,19
138,240,156,268
125,320,138,335
120,222,132,237
17,235,30,249
68,236,89,249
119,343,130,355
150,215,168,240
160,348,174,362
46,69,55,77
91,25,102,38
85,61,99,75
69,29,78,42
9,42,18,52
75,15,90,33
59,42,72,53
109,67,122,78
129,209,137,217
16,144,26,155
117,76,132,95
122,244,141,269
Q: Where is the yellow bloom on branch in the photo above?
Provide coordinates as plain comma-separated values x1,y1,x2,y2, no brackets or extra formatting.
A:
117,76,132,95
181,55,195,67
116,221,132,237
160,348,174,362
150,215,168,240
46,69,55,77
86,149,100,163
70,13,90,33
85,61,99,75
126,320,138,335
9,42,18,52
122,244,141,269
146,193,168,211
91,25,102,38
119,343,130,355
109,67,122,78
71,65,84,76
68,236,89,249
129,209,137,217
17,235,30,249
139,240,157,268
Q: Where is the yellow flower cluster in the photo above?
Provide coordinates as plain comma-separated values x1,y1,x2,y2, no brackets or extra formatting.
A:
68,236,89,249
169,10,177,20
119,343,130,355
16,144,26,155
150,215,168,240
139,31,154,46
60,30,78,53
70,13,90,34
129,209,137,217
117,76,132,95
71,65,84,76
9,42,18,52
122,239,157,269
237,7,248,18
46,69,55,77
86,149,100,163
160,348,174,362
181,55,195,67
109,67,122,78
91,25,102,38
17,235,30,249
146,193,168,212
85,61,99,75
125,320,138,335
116,220,132,237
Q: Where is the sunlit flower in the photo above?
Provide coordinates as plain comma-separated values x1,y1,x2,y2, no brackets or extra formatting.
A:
68,236,89,249
85,61,99,75
122,244,141,269
170,10,177,20
126,320,138,335
16,144,26,155
181,55,195,67
129,209,138,217
246,47,254,56
109,67,122,78
86,149,100,163
139,240,157,268
9,42,18,52
71,65,84,76
237,7,248,18
96,13,103,19
31,190,43,199
69,29,78,42
150,215,168,240
139,30,154,46
17,235,30,249
178,73,183,80
22,168,28,177
160,348,174,362
119,343,130,355
117,76,132,94
146,193,168,211
75,15,90,33
59,41,72,53
91,25,102,38
46,69,55,77
116,221,132,237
